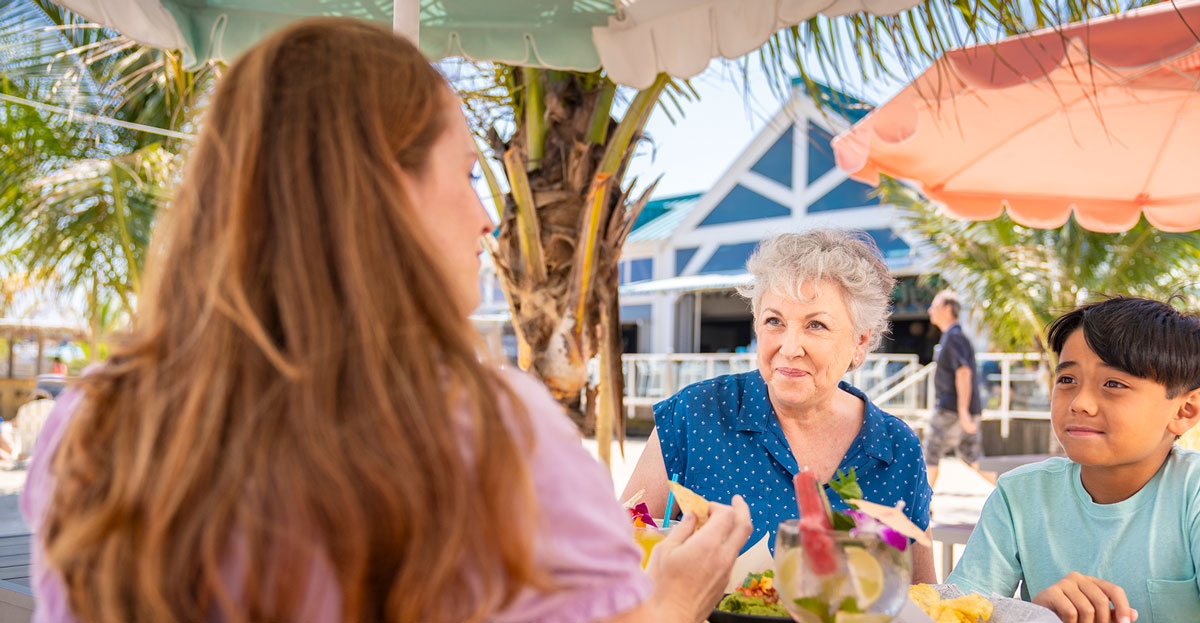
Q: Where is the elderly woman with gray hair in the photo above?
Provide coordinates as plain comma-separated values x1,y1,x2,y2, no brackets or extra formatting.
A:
622,229,935,582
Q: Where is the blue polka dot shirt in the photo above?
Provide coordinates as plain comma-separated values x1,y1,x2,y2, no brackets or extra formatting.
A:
654,370,933,555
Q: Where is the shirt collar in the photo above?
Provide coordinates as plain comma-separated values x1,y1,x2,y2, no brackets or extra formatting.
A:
734,373,895,465
840,380,895,465
734,371,772,433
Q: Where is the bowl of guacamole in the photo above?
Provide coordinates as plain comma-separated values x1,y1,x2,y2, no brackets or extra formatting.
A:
710,570,791,622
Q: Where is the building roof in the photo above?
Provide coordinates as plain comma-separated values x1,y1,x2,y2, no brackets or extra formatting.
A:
0,319,87,340
619,272,755,296
790,78,875,123
627,195,702,243
632,192,702,231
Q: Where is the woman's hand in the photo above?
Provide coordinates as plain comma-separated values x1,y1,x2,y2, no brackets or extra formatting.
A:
644,495,753,623
1032,572,1137,623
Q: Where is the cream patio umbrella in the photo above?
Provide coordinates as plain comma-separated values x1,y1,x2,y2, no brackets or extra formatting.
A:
52,0,922,88
831,0,1200,233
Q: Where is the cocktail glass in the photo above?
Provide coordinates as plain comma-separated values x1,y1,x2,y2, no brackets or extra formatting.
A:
774,520,911,623
632,524,671,569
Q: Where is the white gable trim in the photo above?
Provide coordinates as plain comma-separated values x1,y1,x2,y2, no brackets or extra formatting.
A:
679,242,720,276
674,217,794,249
738,170,794,208
795,205,897,230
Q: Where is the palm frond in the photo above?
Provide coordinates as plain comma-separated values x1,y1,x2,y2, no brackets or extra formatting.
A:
885,176,1200,353
761,0,1159,105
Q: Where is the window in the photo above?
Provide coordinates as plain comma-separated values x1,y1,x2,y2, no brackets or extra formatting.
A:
700,242,758,274
750,127,792,187
806,179,881,213
698,186,789,227
675,247,698,275
629,258,653,283
807,122,836,183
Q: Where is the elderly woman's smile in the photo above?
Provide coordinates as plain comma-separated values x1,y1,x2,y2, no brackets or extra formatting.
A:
757,282,869,415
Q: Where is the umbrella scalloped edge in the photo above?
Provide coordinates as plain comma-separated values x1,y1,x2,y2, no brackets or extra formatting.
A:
932,191,1200,233
592,0,923,89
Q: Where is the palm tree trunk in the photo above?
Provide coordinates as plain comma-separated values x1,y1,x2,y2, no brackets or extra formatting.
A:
483,69,665,466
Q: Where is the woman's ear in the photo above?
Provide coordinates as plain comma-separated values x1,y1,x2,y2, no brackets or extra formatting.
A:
1168,387,1200,437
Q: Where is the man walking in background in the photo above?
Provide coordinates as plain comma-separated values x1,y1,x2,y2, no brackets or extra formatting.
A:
925,290,996,489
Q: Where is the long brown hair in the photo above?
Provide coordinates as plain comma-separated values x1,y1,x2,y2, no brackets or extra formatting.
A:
43,18,541,622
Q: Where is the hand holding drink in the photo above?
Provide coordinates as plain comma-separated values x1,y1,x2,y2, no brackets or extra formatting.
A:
636,482,753,623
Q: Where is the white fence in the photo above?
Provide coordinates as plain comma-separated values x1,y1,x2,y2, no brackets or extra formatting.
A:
615,352,1052,438
871,353,1052,437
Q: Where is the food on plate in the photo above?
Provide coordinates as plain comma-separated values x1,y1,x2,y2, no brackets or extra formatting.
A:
668,481,710,527
717,570,789,617
908,584,993,623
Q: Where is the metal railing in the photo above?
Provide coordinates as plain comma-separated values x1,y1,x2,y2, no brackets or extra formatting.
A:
617,352,920,418
874,353,1052,438
615,352,1052,438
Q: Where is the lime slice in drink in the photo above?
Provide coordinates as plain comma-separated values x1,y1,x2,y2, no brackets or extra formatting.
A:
844,546,885,608
834,612,892,623
776,547,804,584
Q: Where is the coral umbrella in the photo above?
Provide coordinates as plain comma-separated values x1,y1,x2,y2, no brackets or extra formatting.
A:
832,0,1200,232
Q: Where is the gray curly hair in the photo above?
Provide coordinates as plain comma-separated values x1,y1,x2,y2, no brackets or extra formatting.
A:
737,230,895,355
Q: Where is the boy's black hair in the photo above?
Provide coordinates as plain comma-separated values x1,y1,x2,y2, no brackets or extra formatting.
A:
1047,296,1200,398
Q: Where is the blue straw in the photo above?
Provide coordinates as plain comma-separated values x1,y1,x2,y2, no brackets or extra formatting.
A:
663,473,680,528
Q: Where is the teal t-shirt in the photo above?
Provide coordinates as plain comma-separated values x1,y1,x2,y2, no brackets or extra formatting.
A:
947,448,1200,623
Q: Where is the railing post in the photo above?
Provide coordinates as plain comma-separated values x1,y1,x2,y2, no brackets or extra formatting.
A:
926,368,936,413
665,355,676,398
627,359,636,421
1000,358,1012,438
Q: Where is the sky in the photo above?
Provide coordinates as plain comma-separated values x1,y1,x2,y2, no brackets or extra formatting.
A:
622,61,789,198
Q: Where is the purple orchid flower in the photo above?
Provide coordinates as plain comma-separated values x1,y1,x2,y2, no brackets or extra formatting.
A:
628,502,657,527
879,526,908,552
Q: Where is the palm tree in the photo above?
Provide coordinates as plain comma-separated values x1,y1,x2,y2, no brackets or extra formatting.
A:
0,0,218,346
886,177,1200,357
459,0,1150,464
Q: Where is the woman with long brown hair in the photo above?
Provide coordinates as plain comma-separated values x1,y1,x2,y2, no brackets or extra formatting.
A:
21,17,751,623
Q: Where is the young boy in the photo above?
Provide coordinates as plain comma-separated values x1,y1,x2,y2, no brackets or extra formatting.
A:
947,297,1200,623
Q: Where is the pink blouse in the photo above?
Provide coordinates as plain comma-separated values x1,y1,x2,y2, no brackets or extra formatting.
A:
21,368,652,622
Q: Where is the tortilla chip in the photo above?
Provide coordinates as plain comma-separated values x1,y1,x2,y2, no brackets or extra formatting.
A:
909,583,941,610
850,498,932,546
668,481,710,527
909,584,993,623
942,594,993,622
622,488,645,508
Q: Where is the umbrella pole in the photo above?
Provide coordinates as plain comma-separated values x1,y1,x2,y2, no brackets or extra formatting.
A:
394,0,419,43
